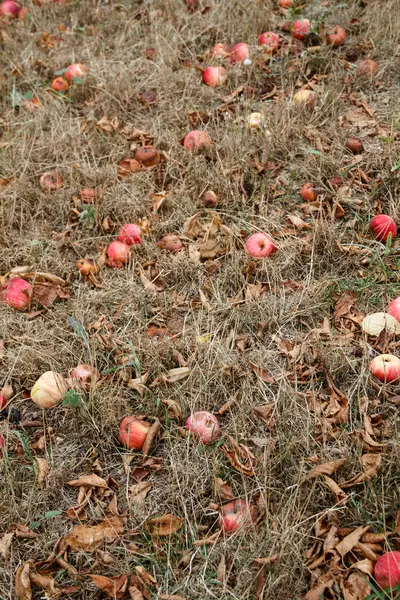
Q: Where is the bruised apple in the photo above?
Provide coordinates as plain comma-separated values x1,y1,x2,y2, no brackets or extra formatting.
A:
219,499,257,533
186,411,220,444
31,371,69,408
119,416,151,450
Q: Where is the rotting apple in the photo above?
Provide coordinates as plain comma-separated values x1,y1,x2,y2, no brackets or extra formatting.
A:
374,551,400,590
65,63,88,83
230,42,250,63
326,26,346,47
278,0,293,6
51,77,69,92
369,354,400,383
157,234,184,252
300,182,319,202
370,214,397,243
357,58,378,77
292,89,316,109
292,19,311,40
186,411,220,444
0,278,32,311
345,136,364,154
69,364,99,390
119,416,151,450
388,297,400,322
40,170,63,191
203,66,227,87
219,499,257,533
118,158,141,176
118,224,141,246
31,371,69,408
258,32,280,51
202,191,218,208
134,145,160,167
106,241,131,268
183,130,212,150
246,232,276,258
212,42,231,58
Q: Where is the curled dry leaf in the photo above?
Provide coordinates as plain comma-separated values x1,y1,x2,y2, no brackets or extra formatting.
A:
129,587,144,600
151,191,168,215
336,526,370,557
32,283,70,308
193,530,221,546
161,398,183,420
129,481,152,505
361,312,400,336
15,561,32,600
144,514,183,537
127,373,149,397
0,532,13,560
160,367,191,384
214,477,234,500
159,595,186,600
142,419,161,458
304,576,334,600
222,435,257,477
341,454,382,487
29,573,61,599
250,363,277,384
62,515,125,552
135,566,157,585
306,458,347,479
343,571,371,600
96,116,120,132
66,474,109,489
254,404,276,429
252,554,280,566
35,458,49,488
88,574,128,598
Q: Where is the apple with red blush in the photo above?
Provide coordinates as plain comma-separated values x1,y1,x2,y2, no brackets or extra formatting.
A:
370,215,397,243
369,354,400,383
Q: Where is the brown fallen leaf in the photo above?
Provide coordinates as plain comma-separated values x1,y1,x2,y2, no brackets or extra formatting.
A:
35,457,49,488
217,555,226,585
144,514,183,537
350,558,375,576
12,524,40,540
62,515,125,552
322,475,348,504
342,454,382,487
96,116,120,132
342,571,371,600
252,554,280,566
0,532,13,560
183,214,202,239
222,435,257,477
161,398,183,420
250,363,276,384
15,562,32,600
129,587,144,600
135,566,157,585
158,595,186,600
216,397,236,415
306,458,347,479
159,367,191,384
129,482,152,505
151,191,168,215
142,419,161,458
128,373,149,397
214,477,234,500
32,283,69,308
198,238,224,259
30,573,62,599
304,576,334,600
192,531,221,546
88,574,128,598
336,526,370,557
254,404,276,429
66,474,109,488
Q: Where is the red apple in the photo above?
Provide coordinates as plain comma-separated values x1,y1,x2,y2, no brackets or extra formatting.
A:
186,411,220,444
134,145,160,167
106,241,131,268
203,66,227,87
230,42,250,64
370,215,397,243
118,224,141,246
369,354,400,383
278,0,293,6
374,551,400,590
0,434,4,452
119,416,151,450
258,31,280,51
292,89,316,109
219,499,257,533
357,59,378,77
0,278,32,311
157,234,184,253
246,232,276,258
118,158,141,176
292,19,311,40
183,130,212,150
326,26,346,47
69,364,100,390
345,136,364,154
300,182,319,202
212,42,231,58
388,297,400,322
0,1,20,17
51,77,69,92
65,63,88,83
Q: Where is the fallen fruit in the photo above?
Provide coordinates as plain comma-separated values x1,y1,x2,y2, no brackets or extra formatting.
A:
65,63,88,82
203,66,227,87
118,158,141,176
230,42,250,63
119,416,151,450
300,182,319,202
374,551,400,590
186,411,220,444
369,354,400,383
219,499,257,533
357,58,378,77
212,42,231,58
76,258,97,276
292,89,316,109
106,241,131,268
345,136,364,154
40,171,63,191
31,371,69,408
80,187,98,200
183,130,212,150
388,297,400,322
258,31,280,51
51,77,69,92
202,190,218,208
246,232,276,258
69,364,100,390
292,19,311,40
0,278,32,311
278,0,293,6
134,145,160,167
370,214,397,242
157,234,184,252
118,224,141,246
326,26,346,47
247,112,264,128
0,0,20,17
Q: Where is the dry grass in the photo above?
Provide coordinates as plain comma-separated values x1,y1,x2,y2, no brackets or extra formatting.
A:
1,0,400,598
